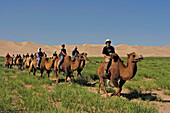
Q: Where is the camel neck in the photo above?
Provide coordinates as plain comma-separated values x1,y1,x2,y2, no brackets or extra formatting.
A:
119,57,137,80
45,59,54,67
126,59,137,80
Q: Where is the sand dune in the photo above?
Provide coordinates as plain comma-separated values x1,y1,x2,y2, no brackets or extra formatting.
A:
0,40,170,57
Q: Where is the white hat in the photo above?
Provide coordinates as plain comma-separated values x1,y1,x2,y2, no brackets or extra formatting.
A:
105,39,111,44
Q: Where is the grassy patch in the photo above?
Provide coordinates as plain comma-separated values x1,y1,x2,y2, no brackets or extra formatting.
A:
1,57,169,112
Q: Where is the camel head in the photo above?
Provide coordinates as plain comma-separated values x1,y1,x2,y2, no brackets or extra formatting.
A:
80,52,88,60
127,52,143,63
75,54,85,61
110,53,119,62
49,57,56,61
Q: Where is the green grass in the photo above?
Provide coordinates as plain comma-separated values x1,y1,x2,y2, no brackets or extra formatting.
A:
1,57,169,112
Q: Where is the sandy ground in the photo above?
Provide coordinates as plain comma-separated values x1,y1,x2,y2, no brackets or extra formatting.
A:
0,40,170,57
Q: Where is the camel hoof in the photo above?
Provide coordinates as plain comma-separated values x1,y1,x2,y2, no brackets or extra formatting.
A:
118,93,121,97
110,93,116,97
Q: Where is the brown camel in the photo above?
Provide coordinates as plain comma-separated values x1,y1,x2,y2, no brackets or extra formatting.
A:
76,52,88,77
98,52,143,97
29,57,55,78
54,53,85,84
4,57,13,68
15,57,23,69
13,58,17,65
23,56,34,69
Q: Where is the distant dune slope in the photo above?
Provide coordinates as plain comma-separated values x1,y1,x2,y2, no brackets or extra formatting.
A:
0,40,170,57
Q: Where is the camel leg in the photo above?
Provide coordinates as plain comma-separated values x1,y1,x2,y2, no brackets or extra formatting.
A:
102,81,109,97
40,69,44,79
20,65,22,70
47,70,50,78
65,76,68,83
111,78,119,97
23,64,25,70
118,79,126,96
55,72,59,85
70,76,72,84
29,65,33,75
70,73,73,84
29,68,31,75
77,70,81,77
33,68,36,76
76,71,79,77
98,80,102,93
65,70,69,83
78,71,82,78
70,73,74,81
79,72,82,78
54,68,60,85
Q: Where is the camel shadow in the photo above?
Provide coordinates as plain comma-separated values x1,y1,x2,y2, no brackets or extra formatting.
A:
86,82,96,87
120,90,159,101
51,78,66,84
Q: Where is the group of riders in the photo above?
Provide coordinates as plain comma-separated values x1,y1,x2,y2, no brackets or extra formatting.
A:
5,43,80,69
5,39,114,76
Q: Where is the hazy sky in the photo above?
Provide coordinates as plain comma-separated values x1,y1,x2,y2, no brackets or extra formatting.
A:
0,0,170,46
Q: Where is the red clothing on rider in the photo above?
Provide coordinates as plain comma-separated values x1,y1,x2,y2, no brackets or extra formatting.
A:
6,55,10,59
5,54,10,63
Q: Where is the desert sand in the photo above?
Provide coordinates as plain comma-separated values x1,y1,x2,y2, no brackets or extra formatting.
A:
0,40,170,57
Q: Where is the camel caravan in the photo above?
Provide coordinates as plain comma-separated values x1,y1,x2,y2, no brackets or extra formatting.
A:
4,39,143,97
4,45,88,84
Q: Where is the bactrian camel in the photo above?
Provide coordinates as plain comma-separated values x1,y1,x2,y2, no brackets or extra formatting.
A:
23,56,34,69
54,53,86,84
98,52,143,97
4,57,13,68
29,57,55,78
76,52,88,77
16,57,23,69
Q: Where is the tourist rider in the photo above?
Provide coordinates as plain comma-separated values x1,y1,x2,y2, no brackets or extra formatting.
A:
102,39,115,76
22,54,25,58
30,53,34,59
72,46,79,61
12,54,15,59
5,53,10,64
58,44,67,70
53,51,58,58
18,54,21,58
36,48,44,68
23,53,29,65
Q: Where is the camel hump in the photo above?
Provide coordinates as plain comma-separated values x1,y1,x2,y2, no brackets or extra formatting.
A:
81,52,87,56
64,55,71,61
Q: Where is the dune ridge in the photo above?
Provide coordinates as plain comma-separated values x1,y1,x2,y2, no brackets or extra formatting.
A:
0,40,170,57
